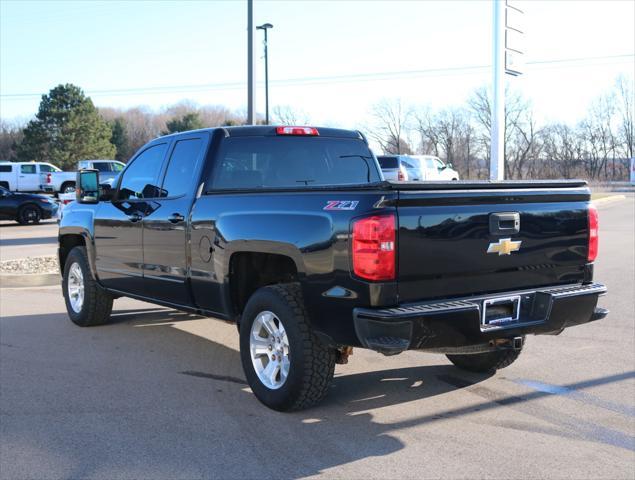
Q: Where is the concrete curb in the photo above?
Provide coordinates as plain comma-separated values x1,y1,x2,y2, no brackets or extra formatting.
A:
592,195,627,207
0,272,60,288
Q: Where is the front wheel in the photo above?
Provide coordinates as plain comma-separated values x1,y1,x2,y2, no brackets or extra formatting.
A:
239,283,336,411
63,246,113,327
17,205,41,224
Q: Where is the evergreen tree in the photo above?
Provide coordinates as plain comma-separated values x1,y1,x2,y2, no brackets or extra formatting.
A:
164,112,204,134
109,117,130,162
17,84,115,169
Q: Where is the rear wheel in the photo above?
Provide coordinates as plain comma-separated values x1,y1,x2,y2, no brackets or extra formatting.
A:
446,344,523,373
239,283,336,411
62,246,113,327
17,204,41,224
61,182,76,194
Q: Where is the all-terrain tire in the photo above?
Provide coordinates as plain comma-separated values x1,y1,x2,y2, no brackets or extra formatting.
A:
446,342,524,373
62,246,113,327
239,283,336,411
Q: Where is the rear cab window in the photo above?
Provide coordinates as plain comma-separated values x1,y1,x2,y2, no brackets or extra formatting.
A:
378,156,398,169
210,136,381,190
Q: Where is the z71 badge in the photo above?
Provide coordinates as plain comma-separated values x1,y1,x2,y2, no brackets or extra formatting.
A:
323,200,359,211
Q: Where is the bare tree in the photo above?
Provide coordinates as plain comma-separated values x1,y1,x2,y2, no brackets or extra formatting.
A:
366,99,413,154
272,105,311,125
0,119,25,161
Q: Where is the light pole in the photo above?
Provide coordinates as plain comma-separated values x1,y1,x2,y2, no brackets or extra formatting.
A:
257,23,273,125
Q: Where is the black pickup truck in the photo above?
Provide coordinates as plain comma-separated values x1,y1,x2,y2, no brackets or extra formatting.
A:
58,125,607,411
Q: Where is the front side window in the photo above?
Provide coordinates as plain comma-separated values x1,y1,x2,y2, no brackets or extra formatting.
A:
117,144,167,200
160,138,204,198
21,164,36,174
210,137,380,190
112,162,125,172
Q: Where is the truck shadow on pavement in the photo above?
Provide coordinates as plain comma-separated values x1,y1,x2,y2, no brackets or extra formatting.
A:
2,306,633,479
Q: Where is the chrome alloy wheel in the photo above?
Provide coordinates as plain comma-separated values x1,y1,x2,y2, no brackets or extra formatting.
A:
67,262,85,313
249,311,290,390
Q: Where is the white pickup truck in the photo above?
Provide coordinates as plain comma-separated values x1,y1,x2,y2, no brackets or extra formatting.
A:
42,159,125,194
0,162,61,192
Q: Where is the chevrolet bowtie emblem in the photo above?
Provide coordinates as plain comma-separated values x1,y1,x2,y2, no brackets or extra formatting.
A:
487,238,522,255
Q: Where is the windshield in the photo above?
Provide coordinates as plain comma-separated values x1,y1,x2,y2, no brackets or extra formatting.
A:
210,136,381,189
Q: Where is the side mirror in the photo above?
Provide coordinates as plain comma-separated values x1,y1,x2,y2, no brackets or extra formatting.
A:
446,163,453,169
76,169,100,204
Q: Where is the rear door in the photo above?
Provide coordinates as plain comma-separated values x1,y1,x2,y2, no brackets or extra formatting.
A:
17,164,40,191
94,142,169,294
142,133,208,305
395,184,590,303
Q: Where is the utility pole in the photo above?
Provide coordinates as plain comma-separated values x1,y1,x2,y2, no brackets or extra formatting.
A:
257,23,273,125
247,0,256,125
490,0,505,180
490,0,524,180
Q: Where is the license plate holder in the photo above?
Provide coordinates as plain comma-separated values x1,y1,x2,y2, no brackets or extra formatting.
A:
481,295,521,327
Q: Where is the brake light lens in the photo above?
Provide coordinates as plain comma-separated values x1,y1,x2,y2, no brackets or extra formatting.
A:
46,173,52,184
588,205,599,262
397,166,407,181
276,126,319,136
352,214,396,281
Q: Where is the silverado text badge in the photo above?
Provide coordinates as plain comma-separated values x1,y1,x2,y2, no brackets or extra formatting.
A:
487,238,522,255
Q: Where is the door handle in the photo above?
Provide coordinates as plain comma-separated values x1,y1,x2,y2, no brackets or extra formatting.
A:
128,213,143,222
489,212,520,235
168,213,185,223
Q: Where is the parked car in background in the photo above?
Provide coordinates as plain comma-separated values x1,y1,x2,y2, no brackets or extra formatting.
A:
411,155,460,181
377,154,459,181
0,185,59,224
42,159,125,194
0,161,61,192
377,155,424,181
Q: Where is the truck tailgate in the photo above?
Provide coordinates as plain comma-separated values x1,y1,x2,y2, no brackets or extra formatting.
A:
393,181,592,302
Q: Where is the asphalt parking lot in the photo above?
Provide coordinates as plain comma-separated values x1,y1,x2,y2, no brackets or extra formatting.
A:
1,197,633,479
0,219,58,261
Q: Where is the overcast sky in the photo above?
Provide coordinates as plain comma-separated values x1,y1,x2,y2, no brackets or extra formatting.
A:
1,0,633,128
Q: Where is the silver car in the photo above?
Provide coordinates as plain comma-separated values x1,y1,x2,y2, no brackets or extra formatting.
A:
377,155,424,181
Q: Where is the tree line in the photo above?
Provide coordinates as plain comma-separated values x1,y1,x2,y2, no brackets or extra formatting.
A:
1,79,633,180
366,75,633,181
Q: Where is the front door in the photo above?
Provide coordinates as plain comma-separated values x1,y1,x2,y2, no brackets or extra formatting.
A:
94,142,169,294
142,134,208,306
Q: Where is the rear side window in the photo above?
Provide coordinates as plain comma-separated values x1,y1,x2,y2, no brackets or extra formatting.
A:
93,162,111,172
0,165,12,172
118,144,168,200
378,156,398,169
39,164,60,173
21,164,36,174
210,137,380,190
160,138,204,197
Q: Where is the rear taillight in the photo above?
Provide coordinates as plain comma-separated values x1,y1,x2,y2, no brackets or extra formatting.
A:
46,173,51,184
588,205,599,262
276,126,319,136
352,214,396,281
397,166,407,181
